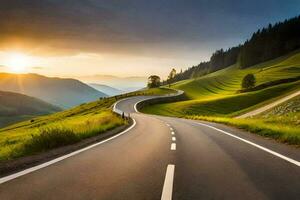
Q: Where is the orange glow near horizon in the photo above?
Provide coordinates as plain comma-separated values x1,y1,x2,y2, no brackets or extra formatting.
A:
4,52,32,73
0,49,196,79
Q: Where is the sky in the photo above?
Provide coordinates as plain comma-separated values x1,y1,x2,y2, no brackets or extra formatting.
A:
0,0,299,79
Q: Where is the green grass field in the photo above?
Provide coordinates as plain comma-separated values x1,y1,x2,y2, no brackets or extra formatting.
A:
0,88,172,160
142,51,300,117
142,51,300,145
0,97,124,160
189,95,300,145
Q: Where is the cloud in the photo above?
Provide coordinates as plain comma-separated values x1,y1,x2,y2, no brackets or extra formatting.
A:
0,0,299,59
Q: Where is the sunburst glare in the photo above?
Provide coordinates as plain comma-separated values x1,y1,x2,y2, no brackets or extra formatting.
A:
5,52,31,73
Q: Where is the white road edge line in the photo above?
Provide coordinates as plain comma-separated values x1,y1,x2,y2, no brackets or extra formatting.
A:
171,143,176,150
161,164,175,200
196,122,300,167
134,99,147,113
172,137,176,141
171,131,175,135
0,118,137,184
113,97,131,113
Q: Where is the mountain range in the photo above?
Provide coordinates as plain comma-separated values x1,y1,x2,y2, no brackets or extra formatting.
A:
77,75,147,92
0,73,107,108
89,84,124,96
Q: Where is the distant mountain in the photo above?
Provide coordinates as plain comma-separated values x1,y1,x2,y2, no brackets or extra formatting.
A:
0,73,107,108
89,84,124,96
77,75,147,92
0,90,61,127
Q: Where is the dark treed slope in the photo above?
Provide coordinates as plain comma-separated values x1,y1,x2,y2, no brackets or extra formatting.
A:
239,16,300,68
0,73,107,108
0,91,61,127
166,15,300,84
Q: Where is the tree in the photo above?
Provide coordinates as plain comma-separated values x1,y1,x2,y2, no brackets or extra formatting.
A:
147,75,161,88
160,16,300,85
167,68,176,87
242,74,256,89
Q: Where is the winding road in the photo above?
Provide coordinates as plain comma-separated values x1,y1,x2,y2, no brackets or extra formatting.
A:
0,95,299,200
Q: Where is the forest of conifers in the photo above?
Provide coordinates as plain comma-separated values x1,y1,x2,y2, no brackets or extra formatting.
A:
165,15,300,84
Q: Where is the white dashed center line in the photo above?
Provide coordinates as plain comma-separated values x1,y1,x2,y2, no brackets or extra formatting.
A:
161,164,175,200
172,137,176,141
171,131,175,135
171,143,176,150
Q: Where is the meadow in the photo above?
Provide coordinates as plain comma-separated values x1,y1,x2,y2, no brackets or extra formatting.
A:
189,95,300,145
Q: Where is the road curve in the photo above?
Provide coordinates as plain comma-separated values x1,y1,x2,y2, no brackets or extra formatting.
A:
0,95,299,200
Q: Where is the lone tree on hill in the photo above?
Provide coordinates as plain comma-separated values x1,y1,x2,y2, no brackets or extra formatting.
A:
167,68,176,87
148,75,161,88
242,74,256,89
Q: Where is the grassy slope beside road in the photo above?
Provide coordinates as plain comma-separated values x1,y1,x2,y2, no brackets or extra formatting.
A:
142,52,300,145
0,88,173,161
190,95,300,145
0,97,125,160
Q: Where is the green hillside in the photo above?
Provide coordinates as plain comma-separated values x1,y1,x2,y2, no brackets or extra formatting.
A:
189,94,300,145
142,51,300,117
142,52,300,145
0,91,61,127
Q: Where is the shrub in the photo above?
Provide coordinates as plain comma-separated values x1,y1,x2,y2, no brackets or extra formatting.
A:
242,73,256,89
22,128,80,153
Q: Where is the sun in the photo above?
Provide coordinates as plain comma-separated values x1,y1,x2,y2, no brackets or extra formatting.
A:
6,52,31,73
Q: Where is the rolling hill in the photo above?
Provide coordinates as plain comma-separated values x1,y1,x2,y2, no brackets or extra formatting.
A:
142,51,300,117
89,83,124,96
0,91,61,127
142,51,300,144
0,73,107,108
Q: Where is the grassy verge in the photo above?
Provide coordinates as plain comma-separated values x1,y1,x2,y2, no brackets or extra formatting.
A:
0,103,124,160
131,87,177,96
8,111,124,159
187,116,300,146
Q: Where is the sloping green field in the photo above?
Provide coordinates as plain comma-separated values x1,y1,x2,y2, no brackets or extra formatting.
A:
142,51,300,117
189,94,300,145
142,52,300,145
0,97,124,160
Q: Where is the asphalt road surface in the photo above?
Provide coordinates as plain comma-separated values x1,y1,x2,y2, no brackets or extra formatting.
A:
0,96,299,200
